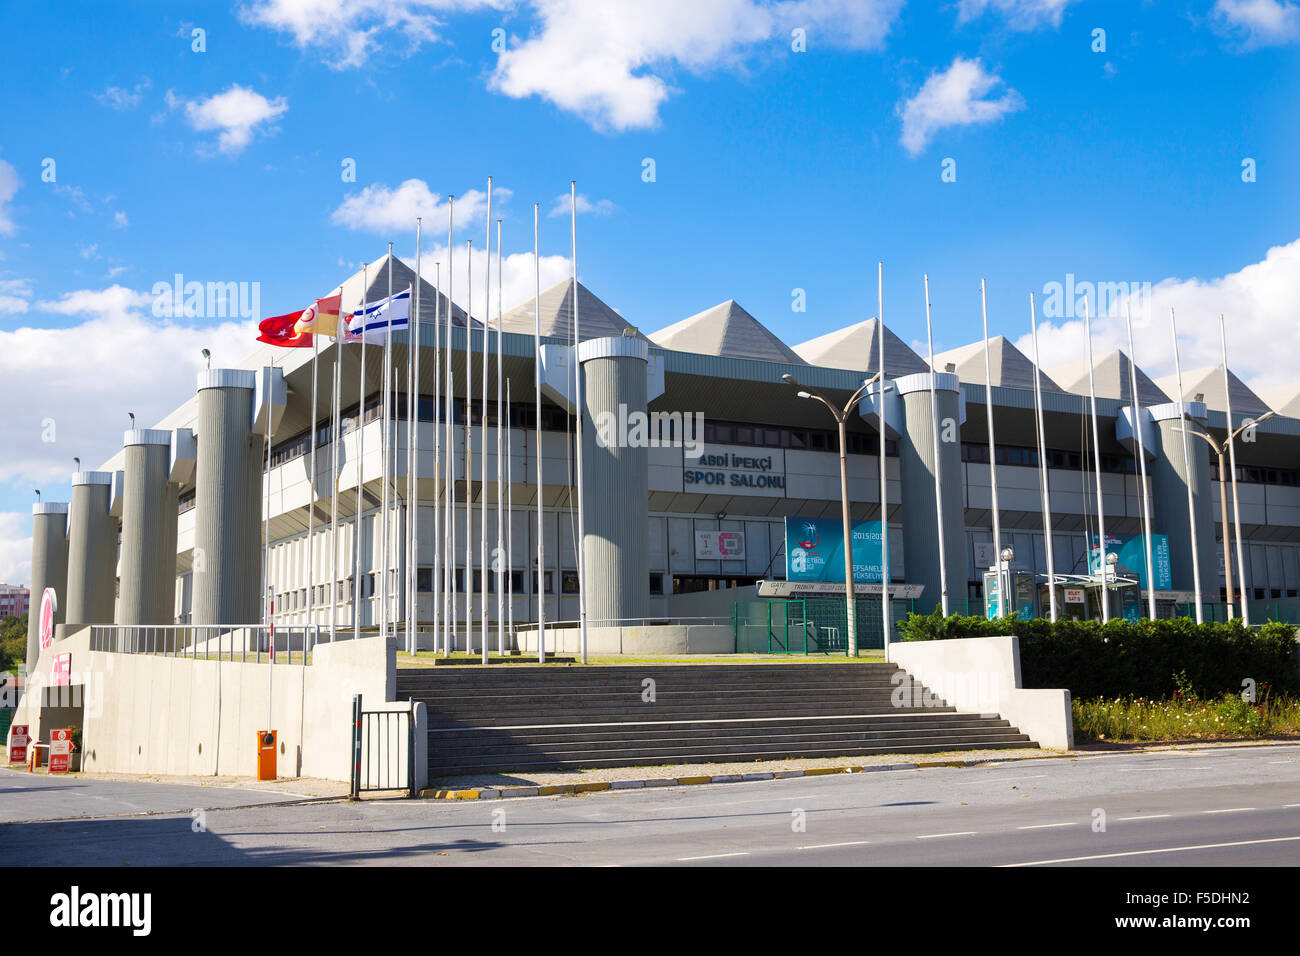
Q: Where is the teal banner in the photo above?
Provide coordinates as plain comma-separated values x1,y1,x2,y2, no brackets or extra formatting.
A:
1088,532,1172,590
785,517,885,583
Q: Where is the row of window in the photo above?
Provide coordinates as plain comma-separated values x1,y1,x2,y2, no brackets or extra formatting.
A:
960,441,1300,485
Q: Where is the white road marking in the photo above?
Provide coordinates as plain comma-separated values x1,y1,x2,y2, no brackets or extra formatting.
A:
1116,814,1171,821
1115,766,1212,771
798,840,870,850
677,851,749,861
1016,822,1075,830
1000,835,1300,867
1203,807,1255,814
916,831,977,839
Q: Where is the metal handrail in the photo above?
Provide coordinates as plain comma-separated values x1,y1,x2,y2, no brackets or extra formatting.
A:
88,624,320,665
516,616,731,629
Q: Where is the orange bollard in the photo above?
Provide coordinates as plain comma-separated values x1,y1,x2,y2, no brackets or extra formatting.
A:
257,730,277,781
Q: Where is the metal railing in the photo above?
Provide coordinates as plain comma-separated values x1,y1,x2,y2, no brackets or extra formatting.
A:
350,694,415,798
89,624,321,664
531,616,731,628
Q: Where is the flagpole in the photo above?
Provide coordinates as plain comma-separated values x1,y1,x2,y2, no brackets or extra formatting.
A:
1222,314,1250,626
571,181,589,663
877,261,890,660
923,273,949,616
431,260,441,656
1126,305,1157,620
381,242,395,643
1170,307,1204,623
465,237,474,657
354,262,368,641
1029,292,1057,623
308,315,319,645
1083,294,1109,622
534,202,546,664
481,178,492,665
507,377,514,649
330,304,341,643
980,279,1003,616
410,220,421,654
444,197,454,655
496,217,505,657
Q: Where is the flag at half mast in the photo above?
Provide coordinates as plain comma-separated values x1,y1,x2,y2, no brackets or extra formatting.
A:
346,287,411,343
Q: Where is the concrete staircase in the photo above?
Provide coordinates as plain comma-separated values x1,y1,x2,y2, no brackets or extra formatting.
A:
397,662,1035,778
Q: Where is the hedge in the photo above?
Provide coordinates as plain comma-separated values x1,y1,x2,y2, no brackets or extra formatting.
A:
896,609,1300,701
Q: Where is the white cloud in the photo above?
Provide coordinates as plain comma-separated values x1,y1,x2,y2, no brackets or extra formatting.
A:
491,0,901,131
1015,237,1300,390
113,210,130,229
79,243,100,261
1214,0,1300,46
0,286,255,498
0,158,17,236
0,512,31,587
239,0,500,68
547,192,615,218
0,279,32,314
956,0,1075,30
175,84,289,155
898,56,1024,156
331,180,510,234
94,78,152,110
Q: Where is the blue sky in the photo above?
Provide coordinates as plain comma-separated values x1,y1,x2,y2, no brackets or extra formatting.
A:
1,0,1298,581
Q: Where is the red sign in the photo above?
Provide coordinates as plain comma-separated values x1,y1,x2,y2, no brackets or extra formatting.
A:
49,728,72,774
39,587,57,650
53,653,71,687
8,724,29,764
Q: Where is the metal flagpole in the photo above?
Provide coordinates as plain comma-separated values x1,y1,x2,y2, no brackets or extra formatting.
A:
534,203,547,663
409,221,421,653
1222,314,1250,626
330,302,341,642
507,378,514,648
481,181,492,665
465,238,474,657
308,317,319,643
354,263,368,641
380,243,393,642
980,279,1003,615
1170,307,1204,623
431,260,441,655
922,274,949,616
1083,295,1110,623
444,198,455,655
496,218,505,657
1029,292,1057,622
877,261,890,659
1125,305,1157,620
571,181,589,662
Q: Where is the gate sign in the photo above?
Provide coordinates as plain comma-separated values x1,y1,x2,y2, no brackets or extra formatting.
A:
1063,588,1086,605
695,530,745,561
49,728,72,774
39,587,57,650
785,517,884,584
8,725,29,764
1088,533,1172,589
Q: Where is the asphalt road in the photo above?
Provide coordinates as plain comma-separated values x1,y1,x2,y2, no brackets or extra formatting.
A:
3,744,1298,866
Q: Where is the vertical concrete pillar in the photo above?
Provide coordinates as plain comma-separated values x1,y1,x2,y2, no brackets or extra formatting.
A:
118,429,178,625
578,336,650,624
26,502,68,672
1149,401,1217,593
65,471,118,628
192,369,261,626
895,372,966,614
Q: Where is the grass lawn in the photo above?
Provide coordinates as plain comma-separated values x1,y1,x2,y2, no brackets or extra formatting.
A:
397,649,887,667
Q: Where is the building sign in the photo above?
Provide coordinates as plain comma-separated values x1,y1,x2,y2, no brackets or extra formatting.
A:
8,725,29,764
684,444,785,496
39,587,57,651
785,517,885,583
1063,588,1085,605
1088,533,1172,590
49,728,72,774
758,580,925,599
974,542,998,570
695,530,746,561
53,652,71,687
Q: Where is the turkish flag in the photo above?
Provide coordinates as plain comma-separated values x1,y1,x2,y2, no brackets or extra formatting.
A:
257,310,313,348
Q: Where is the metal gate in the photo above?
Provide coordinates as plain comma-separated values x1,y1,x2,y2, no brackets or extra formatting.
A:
349,695,416,798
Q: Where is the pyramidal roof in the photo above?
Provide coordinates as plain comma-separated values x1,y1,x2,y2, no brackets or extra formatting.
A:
1153,365,1272,417
792,318,930,375
327,252,473,328
931,336,1064,391
1255,380,1300,418
649,299,805,365
499,278,642,341
1046,349,1169,405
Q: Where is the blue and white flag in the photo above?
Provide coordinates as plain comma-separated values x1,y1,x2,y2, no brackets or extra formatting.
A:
346,287,411,343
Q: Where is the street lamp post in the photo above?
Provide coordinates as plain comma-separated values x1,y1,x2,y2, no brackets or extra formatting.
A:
1174,411,1273,621
781,372,883,657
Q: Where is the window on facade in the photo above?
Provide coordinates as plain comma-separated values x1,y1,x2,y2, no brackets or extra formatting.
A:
561,571,580,594
649,572,664,596
531,571,553,594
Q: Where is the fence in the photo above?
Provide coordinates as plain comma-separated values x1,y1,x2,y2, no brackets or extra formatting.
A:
350,694,415,797
732,597,915,654
89,624,321,664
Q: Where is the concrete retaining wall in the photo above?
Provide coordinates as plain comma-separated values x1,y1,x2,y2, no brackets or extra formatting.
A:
891,635,1073,750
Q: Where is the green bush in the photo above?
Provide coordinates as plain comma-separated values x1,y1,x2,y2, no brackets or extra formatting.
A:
897,608,1299,700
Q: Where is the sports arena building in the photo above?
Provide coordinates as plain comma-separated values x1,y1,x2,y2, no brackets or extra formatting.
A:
24,254,1300,671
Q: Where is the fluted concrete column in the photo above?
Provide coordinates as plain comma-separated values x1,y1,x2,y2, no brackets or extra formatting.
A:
896,372,966,614
26,502,68,672
118,429,177,625
1149,401,1217,593
65,471,118,629
579,336,650,624
192,369,261,626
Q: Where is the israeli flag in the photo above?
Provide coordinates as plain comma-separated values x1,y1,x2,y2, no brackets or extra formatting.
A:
347,287,411,343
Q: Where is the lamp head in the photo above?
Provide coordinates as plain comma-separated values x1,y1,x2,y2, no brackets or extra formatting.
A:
1106,552,1119,566
201,348,211,369
1000,547,1014,563
797,391,811,400
781,373,796,385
